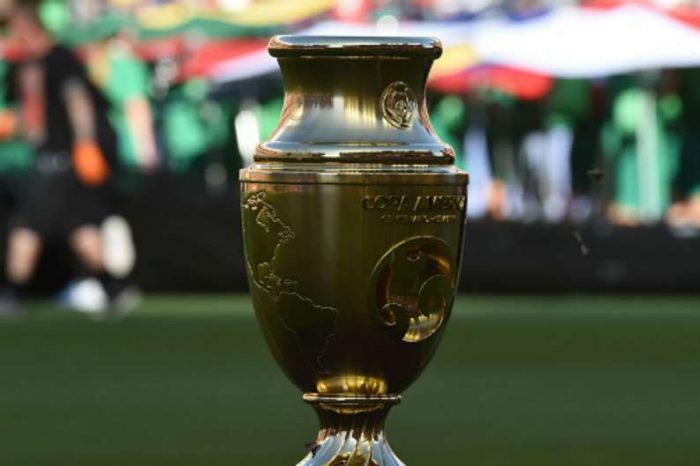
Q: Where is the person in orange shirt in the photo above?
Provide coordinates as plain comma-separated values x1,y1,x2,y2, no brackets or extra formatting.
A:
0,3,131,316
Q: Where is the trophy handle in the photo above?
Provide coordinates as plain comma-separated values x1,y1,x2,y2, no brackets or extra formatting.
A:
299,394,405,466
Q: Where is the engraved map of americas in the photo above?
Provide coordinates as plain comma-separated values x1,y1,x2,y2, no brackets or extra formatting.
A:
242,192,338,374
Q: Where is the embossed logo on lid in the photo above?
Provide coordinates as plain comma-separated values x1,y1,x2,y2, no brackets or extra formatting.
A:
381,81,416,129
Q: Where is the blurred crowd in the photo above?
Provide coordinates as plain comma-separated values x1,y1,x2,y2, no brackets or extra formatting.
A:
0,0,698,229
2,0,700,314
430,71,700,228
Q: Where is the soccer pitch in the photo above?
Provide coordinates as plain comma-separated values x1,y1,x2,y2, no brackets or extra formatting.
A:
2,295,700,466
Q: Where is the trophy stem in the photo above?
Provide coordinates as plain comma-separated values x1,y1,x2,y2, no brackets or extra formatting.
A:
299,394,405,466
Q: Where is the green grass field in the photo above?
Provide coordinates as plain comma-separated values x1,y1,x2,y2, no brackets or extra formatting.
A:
2,295,700,466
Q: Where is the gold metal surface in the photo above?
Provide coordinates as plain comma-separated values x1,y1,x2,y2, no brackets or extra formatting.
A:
256,35,455,164
240,35,468,465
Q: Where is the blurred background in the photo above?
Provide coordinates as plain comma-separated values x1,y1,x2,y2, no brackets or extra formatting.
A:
1,0,699,465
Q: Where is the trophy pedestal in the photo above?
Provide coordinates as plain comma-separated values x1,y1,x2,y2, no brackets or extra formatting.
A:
300,395,404,466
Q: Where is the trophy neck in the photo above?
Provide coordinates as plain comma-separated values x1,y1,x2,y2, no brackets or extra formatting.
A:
257,35,454,166
300,394,405,466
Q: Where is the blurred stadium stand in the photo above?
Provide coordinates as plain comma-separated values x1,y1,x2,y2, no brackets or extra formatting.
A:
3,0,700,294
4,172,699,293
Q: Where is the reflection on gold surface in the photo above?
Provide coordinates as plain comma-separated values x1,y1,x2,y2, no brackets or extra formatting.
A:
341,94,378,129
301,395,400,466
316,375,388,396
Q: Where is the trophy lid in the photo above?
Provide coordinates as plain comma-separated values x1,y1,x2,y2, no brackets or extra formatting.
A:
268,35,443,59
257,35,455,166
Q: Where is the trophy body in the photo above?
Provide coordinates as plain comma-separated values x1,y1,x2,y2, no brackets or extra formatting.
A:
240,36,468,465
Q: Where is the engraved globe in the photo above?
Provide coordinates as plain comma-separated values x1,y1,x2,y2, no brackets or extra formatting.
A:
240,35,468,466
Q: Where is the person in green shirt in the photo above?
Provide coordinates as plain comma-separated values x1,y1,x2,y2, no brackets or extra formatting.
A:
161,78,233,173
603,74,681,225
84,30,158,170
0,58,33,174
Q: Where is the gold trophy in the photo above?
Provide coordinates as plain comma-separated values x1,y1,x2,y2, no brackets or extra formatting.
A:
240,36,468,465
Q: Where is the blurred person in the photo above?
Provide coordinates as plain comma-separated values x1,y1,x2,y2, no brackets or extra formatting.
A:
668,68,700,229
84,28,159,171
431,95,468,170
519,79,593,223
0,56,32,173
485,93,542,220
431,93,498,219
603,74,680,226
568,80,605,223
0,3,134,317
521,120,573,223
463,105,494,219
161,78,233,176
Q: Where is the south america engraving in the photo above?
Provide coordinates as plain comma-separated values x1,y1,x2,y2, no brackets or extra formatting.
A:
242,191,338,373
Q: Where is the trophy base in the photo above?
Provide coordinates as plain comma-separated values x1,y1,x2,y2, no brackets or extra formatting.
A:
298,394,405,466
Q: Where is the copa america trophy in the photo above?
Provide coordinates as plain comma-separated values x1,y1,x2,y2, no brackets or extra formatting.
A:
240,36,468,465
